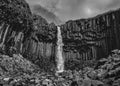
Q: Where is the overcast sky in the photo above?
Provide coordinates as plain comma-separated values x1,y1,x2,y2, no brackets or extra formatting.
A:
26,0,120,22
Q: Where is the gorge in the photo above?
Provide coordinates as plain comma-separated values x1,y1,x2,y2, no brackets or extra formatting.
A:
0,0,120,71
1,0,120,86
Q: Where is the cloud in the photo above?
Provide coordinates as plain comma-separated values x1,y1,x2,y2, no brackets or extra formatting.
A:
26,0,120,23
32,5,62,25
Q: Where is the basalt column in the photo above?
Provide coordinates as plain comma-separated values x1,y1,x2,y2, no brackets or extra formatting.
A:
22,19,57,71
60,9,120,70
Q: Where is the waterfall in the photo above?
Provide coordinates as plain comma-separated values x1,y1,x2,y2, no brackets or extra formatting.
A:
56,26,64,73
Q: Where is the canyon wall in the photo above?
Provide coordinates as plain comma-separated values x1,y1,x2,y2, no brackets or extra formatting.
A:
60,9,120,69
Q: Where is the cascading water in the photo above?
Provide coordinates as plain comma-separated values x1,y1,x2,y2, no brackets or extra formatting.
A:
56,26,64,73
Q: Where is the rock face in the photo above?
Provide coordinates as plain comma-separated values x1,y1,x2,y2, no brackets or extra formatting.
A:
0,0,57,71
60,9,120,69
0,0,33,55
22,14,57,71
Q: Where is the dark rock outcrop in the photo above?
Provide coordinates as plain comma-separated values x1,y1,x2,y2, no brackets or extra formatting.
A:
0,0,57,71
22,14,57,71
60,9,120,69
0,0,33,55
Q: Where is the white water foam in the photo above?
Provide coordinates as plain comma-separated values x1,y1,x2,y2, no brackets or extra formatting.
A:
56,26,64,73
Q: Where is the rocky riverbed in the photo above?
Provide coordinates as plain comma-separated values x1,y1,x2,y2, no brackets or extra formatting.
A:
0,49,120,86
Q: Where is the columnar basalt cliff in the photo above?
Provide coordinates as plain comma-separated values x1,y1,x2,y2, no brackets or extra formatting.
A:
22,14,57,71
0,0,33,55
0,0,57,71
60,9,120,69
